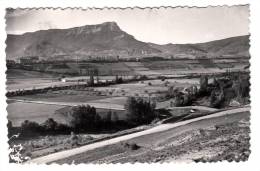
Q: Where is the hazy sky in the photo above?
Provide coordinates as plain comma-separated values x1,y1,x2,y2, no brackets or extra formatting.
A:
6,6,249,44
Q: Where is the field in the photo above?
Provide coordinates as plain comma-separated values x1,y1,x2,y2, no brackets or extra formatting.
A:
7,102,65,126
10,89,109,103
6,58,249,91
7,101,126,127
7,75,205,127
6,69,85,91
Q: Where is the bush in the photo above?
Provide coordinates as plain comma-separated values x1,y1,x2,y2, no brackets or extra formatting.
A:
21,120,41,136
123,142,140,151
69,132,79,147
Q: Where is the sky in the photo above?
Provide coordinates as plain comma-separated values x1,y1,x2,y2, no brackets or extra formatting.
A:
5,5,249,44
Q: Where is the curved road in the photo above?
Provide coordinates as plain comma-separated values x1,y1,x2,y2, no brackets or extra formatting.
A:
26,107,250,164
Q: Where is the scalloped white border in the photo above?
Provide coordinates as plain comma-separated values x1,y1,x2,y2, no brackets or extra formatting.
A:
0,0,259,171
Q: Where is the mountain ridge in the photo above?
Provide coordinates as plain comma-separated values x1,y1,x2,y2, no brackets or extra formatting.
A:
6,22,250,59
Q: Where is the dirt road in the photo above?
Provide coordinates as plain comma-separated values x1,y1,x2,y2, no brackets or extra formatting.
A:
9,99,125,111
26,107,250,164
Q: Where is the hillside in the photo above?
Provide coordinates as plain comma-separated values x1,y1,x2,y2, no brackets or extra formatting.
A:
149,35,250,58
6,21,249,60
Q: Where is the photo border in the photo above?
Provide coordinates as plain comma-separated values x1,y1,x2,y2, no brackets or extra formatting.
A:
0,0,259,171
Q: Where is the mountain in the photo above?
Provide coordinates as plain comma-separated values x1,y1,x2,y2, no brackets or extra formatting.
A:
6,22,161,59
149,35,250,58
6,21,249,60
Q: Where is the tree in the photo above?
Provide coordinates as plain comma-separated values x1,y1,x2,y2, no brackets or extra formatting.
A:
67,105,98,131
210,89,225,108
199,75,208,95
111,112,119,122
7,120,12,130
115,75,123,84
42,118,58,132
210,90,218,107
173,92,184,107
238,76,250,98
21,120,41,135
7,120,13,138
89,74,94,86
105,110,112,124
125,97,156,125
125,97,138,123
88,69,95,86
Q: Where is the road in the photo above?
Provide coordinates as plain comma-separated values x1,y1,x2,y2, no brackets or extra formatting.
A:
10,99,218,112
10,98,219,112
9,99,125,111
26,106,250,164
7,80,85,92
166,106,218,112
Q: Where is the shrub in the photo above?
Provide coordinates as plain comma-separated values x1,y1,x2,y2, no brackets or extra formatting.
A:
123,142,140,151
70,132,79,147
21,120,41,136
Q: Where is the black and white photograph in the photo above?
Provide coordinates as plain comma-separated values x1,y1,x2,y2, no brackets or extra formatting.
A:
5,5,251,164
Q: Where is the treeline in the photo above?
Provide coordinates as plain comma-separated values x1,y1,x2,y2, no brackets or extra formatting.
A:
8,97,157,138
166,72,250,108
